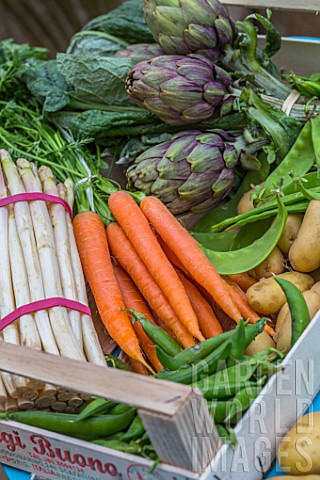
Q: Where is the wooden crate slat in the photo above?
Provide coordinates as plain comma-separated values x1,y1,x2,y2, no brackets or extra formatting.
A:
0,341,190,415
221,0,320,12
0,341,222,472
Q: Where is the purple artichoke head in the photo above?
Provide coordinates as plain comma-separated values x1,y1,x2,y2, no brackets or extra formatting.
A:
144,0,237,61
126,54,232,125
126,130,239,214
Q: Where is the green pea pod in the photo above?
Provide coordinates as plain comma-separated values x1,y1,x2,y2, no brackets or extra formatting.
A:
128,309,182,355
174,330,235,364
192,360,257,399
156,340,232,384
275,277,311,347
0,409,136,440
92,439,142,454
216,424,229,441
263,121,315,192
196,380,257,400
201,196,287,274
155,345,187,371
110,404,135,415
121,416,145,442
231,320,246,360
207,400,230,424
72,398,117,423
225,385,263,423
174,319,267,365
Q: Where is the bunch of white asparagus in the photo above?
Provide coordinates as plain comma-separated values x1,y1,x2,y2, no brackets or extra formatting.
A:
0,150,106,412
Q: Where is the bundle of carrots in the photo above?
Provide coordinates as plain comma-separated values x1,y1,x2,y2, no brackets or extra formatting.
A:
74,191,271,374
0,150,105,412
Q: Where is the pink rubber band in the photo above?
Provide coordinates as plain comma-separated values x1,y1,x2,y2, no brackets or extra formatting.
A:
0,193,73,219
0,298,91,332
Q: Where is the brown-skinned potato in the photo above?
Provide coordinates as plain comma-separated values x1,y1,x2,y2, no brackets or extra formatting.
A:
277,213,303,255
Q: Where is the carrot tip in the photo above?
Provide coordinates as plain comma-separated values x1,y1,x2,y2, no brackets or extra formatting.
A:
140,358,156,375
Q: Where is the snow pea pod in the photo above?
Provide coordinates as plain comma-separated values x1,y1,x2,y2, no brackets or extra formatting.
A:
192,230,238,251
129,309,182,355
201,196,287,274
275,277,311,347
155,345,187,371
0,409,136,440
156,340,232,384
263,121,315,192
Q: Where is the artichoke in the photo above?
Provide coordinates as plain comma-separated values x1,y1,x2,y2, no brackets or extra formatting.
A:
144,0,237,60
126,54,233,125
126,130,244,214
115,43,166,62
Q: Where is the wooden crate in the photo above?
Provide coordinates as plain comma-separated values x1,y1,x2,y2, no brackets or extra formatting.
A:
1,1,320,479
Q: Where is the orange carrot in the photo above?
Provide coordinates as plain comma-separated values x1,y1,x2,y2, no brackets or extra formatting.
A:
226,281,275,337
108,192,204,341
130,359,149,375
140,196,242,322
106,222,195,349
176,269,223,338
157,236,189,277
227,273,257,292
73,211,148,367
112,261,162,372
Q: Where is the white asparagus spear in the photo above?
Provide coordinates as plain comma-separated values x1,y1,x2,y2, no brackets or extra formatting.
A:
0,334,16,398
16,159,85,361
0,150,59,356
8,206,42,351
62,180,106,366
4,397,18,413
40,168,83,351
51,401,67,412
0,160,27,394
68,395,83,408
17,397,34,411
0,374,8,404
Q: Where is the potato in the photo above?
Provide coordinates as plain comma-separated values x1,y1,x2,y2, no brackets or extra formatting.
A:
237,189,254,215
289,200,320,272
311,281,320,297
246,272,314,315
310,268,320,283
252,247,285,279
272,477,320,479
277,213,303,255
244,331,276,355
275,301,290,334
277,412,320,474
276,290,320,353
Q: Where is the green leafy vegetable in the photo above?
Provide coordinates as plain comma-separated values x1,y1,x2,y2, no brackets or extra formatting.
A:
83,0,154,44
57,54,135,109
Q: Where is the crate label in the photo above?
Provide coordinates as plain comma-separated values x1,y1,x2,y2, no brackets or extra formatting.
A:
0,422,190,480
